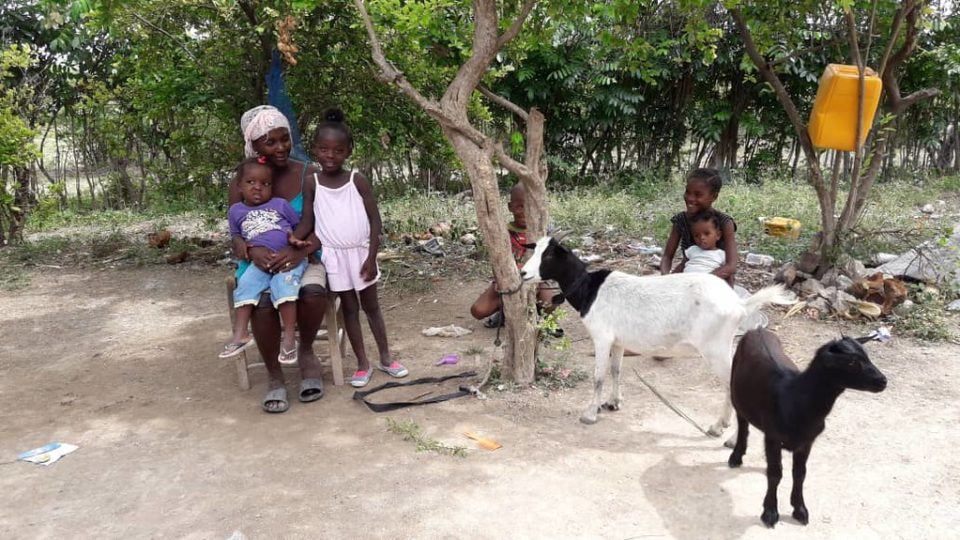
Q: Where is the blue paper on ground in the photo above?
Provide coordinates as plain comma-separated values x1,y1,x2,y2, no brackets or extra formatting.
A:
18,442,78,466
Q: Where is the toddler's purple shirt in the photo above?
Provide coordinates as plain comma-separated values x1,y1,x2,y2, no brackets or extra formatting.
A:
228,197,300,253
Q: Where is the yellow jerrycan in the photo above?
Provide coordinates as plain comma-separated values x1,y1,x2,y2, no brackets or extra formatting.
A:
760,217,802,240
808,64,882,152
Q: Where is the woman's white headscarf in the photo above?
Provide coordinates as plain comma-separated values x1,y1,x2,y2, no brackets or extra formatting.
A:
240,105,291,158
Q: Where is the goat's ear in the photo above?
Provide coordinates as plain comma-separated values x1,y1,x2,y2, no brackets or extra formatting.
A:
551,293,566,306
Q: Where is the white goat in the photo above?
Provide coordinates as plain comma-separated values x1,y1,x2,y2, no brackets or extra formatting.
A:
520,236,791,433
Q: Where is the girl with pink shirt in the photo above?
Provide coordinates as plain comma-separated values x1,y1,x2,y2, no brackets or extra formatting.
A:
301,109,408,387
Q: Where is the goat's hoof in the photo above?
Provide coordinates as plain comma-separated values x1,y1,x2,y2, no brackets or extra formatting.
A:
723,435,737,449
727,453,743,468
580,414,598,425
761,508,779,528
792,506,809,525
601,401,620,411
706,425,724,437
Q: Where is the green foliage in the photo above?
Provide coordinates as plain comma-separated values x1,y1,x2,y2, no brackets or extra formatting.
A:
537,308,571,351
894,285,956,342
385,417,468,457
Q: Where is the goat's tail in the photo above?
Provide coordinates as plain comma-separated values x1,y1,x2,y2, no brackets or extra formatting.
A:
741,284,795,317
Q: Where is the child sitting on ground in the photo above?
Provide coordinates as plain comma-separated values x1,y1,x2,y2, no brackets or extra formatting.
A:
470,184,560,334
682,210,726,274
660,168,738,286
220,157,308,363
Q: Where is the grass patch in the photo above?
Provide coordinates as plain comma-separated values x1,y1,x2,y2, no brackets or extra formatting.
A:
381,195,478,239
550,189,648,237
0,259,29,291
535,356,589,391
0,230,209,270
385,418,468,457
462,345,485,356
893,285,956,342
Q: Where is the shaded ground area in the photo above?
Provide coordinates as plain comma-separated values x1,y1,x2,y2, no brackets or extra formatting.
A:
1,266,958,538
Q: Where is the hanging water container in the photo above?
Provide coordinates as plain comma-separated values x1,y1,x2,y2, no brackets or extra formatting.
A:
808,64,882,152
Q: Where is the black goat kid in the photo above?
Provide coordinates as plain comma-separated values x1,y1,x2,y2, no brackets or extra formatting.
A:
728,329,887,528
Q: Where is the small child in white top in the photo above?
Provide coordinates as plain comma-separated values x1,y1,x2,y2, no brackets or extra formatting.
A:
683,210,726,274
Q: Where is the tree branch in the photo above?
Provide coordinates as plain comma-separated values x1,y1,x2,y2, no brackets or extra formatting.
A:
353,0,463,133
354,0,526,162
443,0,501,113
237,0,272,67
497,0,538,49
899,87,940,109
131,13,198,62
768,36,842,67
493,145,531,179
728,7,822,181
478,84,528,121
839,7,866,231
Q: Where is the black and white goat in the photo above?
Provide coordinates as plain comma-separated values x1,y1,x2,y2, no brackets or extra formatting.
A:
728,329,887,528
519,237,791,432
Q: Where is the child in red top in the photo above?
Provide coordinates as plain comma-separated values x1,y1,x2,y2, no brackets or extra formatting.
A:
471,184,559,329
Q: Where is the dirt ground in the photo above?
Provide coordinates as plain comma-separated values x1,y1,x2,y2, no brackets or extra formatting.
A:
1,264,959,539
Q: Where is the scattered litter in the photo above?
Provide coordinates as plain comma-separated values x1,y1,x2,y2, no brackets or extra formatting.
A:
745,253,775,267
435,353,460,366
419,237,445,257
628,243,663,255
582,254,604,264
422,325,472,338
921,203,935,214
18,442,78,466
865,326,892,343
759,216,802,239
580,236,596,248
377,250,402,261
459,233,476,245
874,223,960,289
947,299,960,312
849,272,908,315
463,431,502,451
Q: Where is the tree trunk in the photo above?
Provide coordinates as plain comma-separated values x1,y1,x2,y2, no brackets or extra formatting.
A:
446,132,540,382
355,0,544,382
709,73,749,170
9,165,34,244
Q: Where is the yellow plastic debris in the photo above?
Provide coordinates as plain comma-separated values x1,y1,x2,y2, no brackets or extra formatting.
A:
808,64,882,151
464,431,502,451
761,217,802,240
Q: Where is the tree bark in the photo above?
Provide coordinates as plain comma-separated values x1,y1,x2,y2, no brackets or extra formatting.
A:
354,0,544,383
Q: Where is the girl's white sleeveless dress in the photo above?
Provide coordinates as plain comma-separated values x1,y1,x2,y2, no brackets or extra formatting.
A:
312,170,380,292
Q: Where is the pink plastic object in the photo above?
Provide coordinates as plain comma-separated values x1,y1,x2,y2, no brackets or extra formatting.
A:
435,354,460,366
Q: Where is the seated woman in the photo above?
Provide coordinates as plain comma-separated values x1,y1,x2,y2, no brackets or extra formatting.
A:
229,105,328,413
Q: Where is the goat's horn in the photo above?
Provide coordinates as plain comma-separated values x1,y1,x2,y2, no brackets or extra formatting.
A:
553,230,571,242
